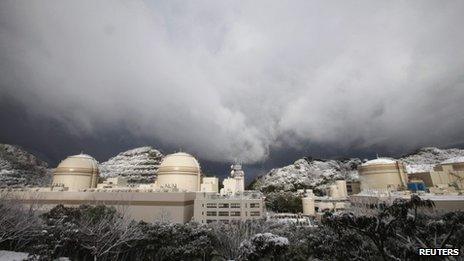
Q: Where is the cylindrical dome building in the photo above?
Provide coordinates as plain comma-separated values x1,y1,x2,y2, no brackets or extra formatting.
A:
52,154,99,190
302,190,315,216
358,158,408,191
156,152,201,192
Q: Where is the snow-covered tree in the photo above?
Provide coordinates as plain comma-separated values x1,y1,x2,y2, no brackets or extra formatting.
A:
238,233,289,261
77,206,143,261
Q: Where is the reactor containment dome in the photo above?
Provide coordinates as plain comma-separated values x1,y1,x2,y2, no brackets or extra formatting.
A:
52,153,99,190
156,152,201,192
358,158,408,191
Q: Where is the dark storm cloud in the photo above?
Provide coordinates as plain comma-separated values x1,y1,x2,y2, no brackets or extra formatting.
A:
1,0,464,164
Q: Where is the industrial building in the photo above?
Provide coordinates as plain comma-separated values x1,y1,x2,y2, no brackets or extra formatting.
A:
350,191,464,213
346,181,361,195
221,163,245,195
409,157,464,194
3,152,265,224
194,163,265,223
52,154,99,190
301,180,349,217
193,191,264,224
358,158,408,191
8,189,197,223
351,156,464,213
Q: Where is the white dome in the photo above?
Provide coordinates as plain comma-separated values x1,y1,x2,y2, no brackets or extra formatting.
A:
52,153,99,189
158,152,200,170
362,158,396,166
55,153,99,172
156,152,201,191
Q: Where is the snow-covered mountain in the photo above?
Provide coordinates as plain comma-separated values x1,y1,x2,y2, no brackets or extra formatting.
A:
251,157,362,193
0,144,51,187
99,146,164,183
400,147,464,173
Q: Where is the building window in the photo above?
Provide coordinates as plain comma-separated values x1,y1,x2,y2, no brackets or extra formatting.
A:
206,211,217,216
250,211,260,217
230,203,241,208
206,203,217,208
218,211,229,216
218,203,229,208
206,220,217,223
347,185,353,193
230,211,241,217
250,203,260,208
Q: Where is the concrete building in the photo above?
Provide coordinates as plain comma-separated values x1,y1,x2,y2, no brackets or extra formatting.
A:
301,181,349,217
200,177,219,193
358,158,408,191
327,180,348,199
156,152,201,192
221,163,245,195
429,157,464,192
97,176,129,188
194,163,265,223
52,154,99,190
302,189,315,216
5,189,196,223
407,157,464,194
350,191,464,213
193,191,264,224
346,181,361,195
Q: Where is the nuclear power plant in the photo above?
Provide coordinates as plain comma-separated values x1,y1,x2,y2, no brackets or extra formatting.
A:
2,149,464,224
298,156,464,219
349,156,464,214
1,152,265,224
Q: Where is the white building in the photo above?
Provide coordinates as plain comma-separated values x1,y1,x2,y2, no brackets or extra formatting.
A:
194,191,265,224
220,163,245,195
156,152,202,192
200,177,219,193
195,162,265,223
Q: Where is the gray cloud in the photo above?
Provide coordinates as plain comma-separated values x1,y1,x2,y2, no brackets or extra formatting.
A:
1,0,464,163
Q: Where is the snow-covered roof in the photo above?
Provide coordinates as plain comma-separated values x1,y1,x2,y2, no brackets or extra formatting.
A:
71,153,95,159
362,158,396,166
441,156,464,164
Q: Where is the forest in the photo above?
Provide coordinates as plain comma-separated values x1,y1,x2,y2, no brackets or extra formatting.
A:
0,195,463,260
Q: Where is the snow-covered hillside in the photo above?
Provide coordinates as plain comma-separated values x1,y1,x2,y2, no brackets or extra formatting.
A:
251,157,361,192
99,147,163,183
400,147,464,173
0,144,51,187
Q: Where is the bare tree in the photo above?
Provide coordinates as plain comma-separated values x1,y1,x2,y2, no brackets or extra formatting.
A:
0,192,40,250
77,207,143,261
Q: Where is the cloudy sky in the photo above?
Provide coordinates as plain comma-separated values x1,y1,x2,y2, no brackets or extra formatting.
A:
1,0,464,180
